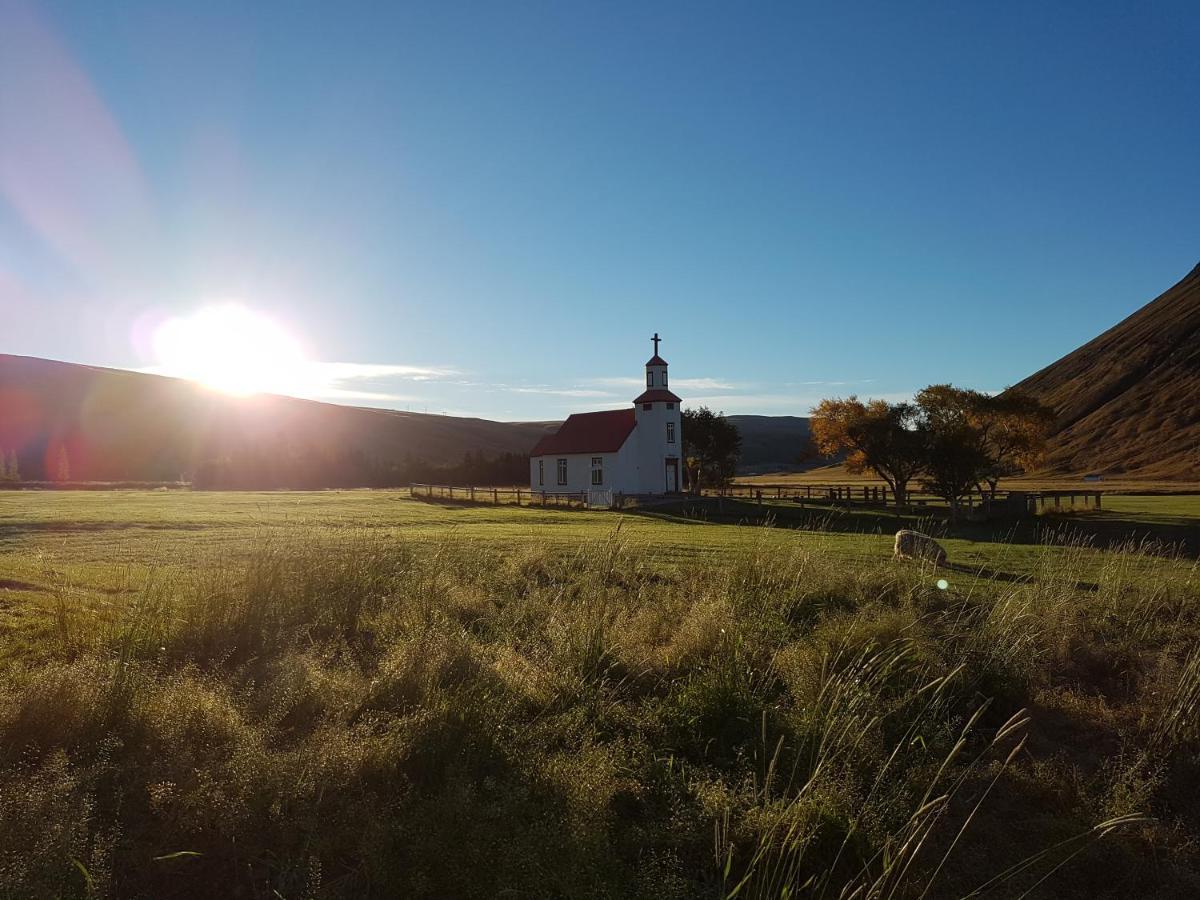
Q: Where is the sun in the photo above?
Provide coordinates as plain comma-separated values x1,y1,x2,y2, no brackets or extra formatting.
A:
152,304,309,396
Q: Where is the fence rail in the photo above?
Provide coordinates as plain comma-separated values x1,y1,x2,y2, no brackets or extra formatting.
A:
409,483,628,509
706,482,1103,514
409,481,1103,518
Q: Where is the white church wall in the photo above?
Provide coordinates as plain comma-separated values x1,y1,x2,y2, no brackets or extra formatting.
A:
529,445,638,494
632,400,683,493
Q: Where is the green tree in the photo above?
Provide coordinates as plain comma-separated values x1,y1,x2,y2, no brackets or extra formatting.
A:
918,424,990,516
681,407,741,491
915,384,1055,497
810,397,926,505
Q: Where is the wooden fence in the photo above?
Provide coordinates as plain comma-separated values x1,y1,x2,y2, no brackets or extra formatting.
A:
410,481,1103,518
707,482,1103,514
409,483,628,509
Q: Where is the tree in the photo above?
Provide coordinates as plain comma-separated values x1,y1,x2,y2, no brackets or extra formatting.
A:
682,407,741,491
915,384,1054,497
972,390,1055,495
810,397,926,505
918,424,990,516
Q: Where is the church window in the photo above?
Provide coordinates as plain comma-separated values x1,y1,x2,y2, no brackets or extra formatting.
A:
642,403,652,411
667,422,676,443
591,457,603,486
557,458,568,485
662,370,668,387
538,459,544,486
646,371,654,387
666,403,674,410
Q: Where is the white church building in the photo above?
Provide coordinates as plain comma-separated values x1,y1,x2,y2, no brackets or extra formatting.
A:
530,335,683,496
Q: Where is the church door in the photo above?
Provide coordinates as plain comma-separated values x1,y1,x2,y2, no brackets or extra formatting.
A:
665,459,678,493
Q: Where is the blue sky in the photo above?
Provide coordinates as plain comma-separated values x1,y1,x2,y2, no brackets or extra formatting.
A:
1,0,1197,420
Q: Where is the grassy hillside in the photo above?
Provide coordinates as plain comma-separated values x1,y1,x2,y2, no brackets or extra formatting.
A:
2,492,1199,897
0,355,807,482
1014,263,1200,479
0,354,556,482
726,415,812,474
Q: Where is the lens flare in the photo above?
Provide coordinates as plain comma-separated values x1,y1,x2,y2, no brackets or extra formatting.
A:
936,578,949,590
151,304,308,396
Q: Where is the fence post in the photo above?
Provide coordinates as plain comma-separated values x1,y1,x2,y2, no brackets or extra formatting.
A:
493,488,499,504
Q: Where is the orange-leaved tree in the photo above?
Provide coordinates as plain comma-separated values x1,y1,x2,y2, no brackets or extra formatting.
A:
809,397,926,505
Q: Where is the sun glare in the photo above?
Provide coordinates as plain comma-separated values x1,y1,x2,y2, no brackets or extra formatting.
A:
152,304,309,396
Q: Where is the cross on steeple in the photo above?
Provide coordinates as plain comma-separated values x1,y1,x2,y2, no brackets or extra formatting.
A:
651,333,661,355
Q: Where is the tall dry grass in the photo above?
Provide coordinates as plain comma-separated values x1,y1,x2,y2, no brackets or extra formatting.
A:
1,525,1198,897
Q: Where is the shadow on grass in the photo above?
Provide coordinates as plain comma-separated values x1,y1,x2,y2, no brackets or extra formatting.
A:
640,497,1200,558
937,560,1100,592
0,579,41,592
0,521,210,538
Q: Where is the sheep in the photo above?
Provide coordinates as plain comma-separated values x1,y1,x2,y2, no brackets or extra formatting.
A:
893,529,947,566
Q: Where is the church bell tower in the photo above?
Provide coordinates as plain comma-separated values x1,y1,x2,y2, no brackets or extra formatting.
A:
633,333,683,493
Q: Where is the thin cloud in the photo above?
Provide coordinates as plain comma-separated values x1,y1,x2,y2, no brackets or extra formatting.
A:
587,376,642,388
585,375,737,391
315,362,459,382
783,379,878,388
506,386,618,399
684,389,918,415
318,388,419,403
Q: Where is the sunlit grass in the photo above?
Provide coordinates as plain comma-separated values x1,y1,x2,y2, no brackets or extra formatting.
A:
0,492,1198,897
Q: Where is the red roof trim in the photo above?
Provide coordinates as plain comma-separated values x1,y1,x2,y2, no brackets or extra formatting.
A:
633,388,681,404
530,408,637,456
645,355,668,367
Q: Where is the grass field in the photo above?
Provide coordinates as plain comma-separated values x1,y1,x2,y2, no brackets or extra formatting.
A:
2,491,1200,897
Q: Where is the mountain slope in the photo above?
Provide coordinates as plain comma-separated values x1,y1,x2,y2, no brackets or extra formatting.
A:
0,355,556,482
0,354,807,482
725,415,812,474
1013,263,1200,479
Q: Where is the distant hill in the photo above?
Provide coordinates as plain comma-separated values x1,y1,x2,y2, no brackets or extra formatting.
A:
1013,263,1200,479
0,355,556,483
0,354,808,483
726,415,813,474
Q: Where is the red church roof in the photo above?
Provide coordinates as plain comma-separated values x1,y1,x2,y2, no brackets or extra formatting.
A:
633,388,681,404
645,355,669,367
530,408,637,456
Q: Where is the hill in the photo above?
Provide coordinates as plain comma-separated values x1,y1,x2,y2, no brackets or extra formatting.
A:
0,354,806,483
1013,263,1200,479
725,414,813,474
0,355,556,484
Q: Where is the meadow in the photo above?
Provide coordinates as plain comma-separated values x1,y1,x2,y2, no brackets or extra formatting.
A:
1,491,1199,898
